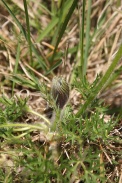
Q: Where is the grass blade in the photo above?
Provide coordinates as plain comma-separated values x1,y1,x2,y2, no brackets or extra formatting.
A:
1,0,26,37
76,44,122,117
37,17,59,42
51,0,74,46
46,59,62,75
78,0,86,81
23,0,33,65
12,39,20,96
51,0,79,63
1,0,47,71
83,0,92,76
80,0,85,70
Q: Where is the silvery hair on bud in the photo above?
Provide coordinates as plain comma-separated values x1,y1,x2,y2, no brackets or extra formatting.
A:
51,76,69,109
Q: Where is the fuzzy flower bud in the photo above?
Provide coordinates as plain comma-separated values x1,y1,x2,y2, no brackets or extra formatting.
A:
51,76,69,109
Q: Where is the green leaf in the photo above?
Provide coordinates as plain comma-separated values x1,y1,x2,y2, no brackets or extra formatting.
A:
76,44,122,117
46,59,62,75
37,17,59,42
